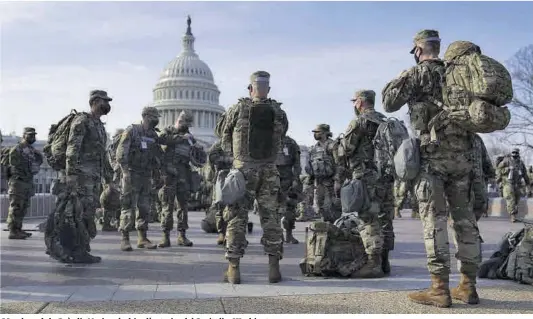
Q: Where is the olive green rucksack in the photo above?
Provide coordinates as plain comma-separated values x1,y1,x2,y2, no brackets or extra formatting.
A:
433,41,513,134
505,225,533,285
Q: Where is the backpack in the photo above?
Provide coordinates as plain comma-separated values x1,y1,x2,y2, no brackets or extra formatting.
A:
505,225,533,285
299,219,366,277
372,118,409,178
394,137,421,181
308,143,335,178
214,168,246,205
435,41,512,133
340,179,370,214
43,110,82,171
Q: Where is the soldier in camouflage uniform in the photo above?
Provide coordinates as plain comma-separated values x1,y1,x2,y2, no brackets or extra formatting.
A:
6,127,43,239
335,90,387,278
276,133,302,244
206,140,233,245
471,134,495,220
382,30,481,308
62,89,114,263
305,124,338,223
116,107,162,251
296,175,316,221
157,111,196,248
215,71,286,284
497,149,530,222
393,179,419,219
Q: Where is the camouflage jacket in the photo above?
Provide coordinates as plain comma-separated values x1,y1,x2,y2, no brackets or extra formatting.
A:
159,126,195,176
336,109,385,180
497,156,530,185
215,97,287,166
8,142,43,182
65,113,112,181
382,59,472,175
116,124,162,177
276,135,302,181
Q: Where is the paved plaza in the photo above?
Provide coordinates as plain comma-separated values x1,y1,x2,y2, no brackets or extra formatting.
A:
1,211,532,314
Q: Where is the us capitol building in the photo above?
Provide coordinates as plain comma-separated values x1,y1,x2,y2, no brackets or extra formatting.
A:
150,16,225,148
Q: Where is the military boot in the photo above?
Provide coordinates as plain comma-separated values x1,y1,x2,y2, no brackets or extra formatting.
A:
158,231,171,248
216,232,225,245
381,250,391,275
351,254,385,278
284,229,299,244
8,229,27,240
394,208,402,219
223,258,241,284
120,231,133,251
177,230,193,246
137,230,157,249
451,274,480,304
408,274,452,308
72,251,102,264
268,255,282,283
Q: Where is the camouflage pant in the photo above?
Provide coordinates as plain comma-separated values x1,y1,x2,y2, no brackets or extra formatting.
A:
314,178,338,223
224,163,283,259
472,175,488,221
278,176,298,229
377,177,395,251
352,169,383,255
100,184,121,224
149,185,162,222
119,171,151,232
160,163,191,232
415,170,481,277
7,179,33,230
297,182,315,219
502,181,521,216
394,179,419,214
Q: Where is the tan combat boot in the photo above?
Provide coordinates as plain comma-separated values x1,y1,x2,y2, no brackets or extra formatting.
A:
268,255,282,283
158,231,171,248
121,231,133,251
451,273,480,304
284,229,299,244
177,230,193,246
394,208,402,219
223,258,241,284
216,232,225,245
137,230,157,249
408,274,452,308
351,254,385,278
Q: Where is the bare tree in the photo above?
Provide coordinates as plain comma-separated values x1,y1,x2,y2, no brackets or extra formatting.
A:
502,44,533,154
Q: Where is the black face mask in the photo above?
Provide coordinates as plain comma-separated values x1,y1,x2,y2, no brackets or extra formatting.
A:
25,136,36,145
313,133,321,141
414,47,421,64
512,153,519,158
146,118,159,129
98,100,111,115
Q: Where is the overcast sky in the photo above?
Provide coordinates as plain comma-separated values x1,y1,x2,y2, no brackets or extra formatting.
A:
1,1,532,147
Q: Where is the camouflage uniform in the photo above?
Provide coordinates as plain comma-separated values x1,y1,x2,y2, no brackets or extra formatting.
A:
382,30,481,307
497,149,530,222
306,124,338,223
215,71,285,284
116,107,162,251
99,128,124,231
206,140,233,245
394,179,419,218
150,167,163,223
471,134,495,220
276,135,302,244
296,175,316,221
63,90,114,263
6,127,43,239
158,111,196,247
336,90,387,278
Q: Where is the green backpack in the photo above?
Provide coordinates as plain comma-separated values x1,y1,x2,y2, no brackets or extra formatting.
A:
505,225,533,285
43,110,83,171
433,41,513,134
300,220,366,277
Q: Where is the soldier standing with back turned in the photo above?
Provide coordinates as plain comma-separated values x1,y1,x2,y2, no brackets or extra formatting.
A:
215,71,286,284
382,30,481,308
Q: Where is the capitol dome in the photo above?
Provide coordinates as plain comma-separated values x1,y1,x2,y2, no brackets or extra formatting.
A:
151,16,225,147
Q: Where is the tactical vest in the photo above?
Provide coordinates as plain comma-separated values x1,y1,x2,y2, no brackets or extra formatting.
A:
309,141,335,178
276,141,293,167
346,113,381,171
232,98,282,164
125,125,159,173
174,136,192,160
